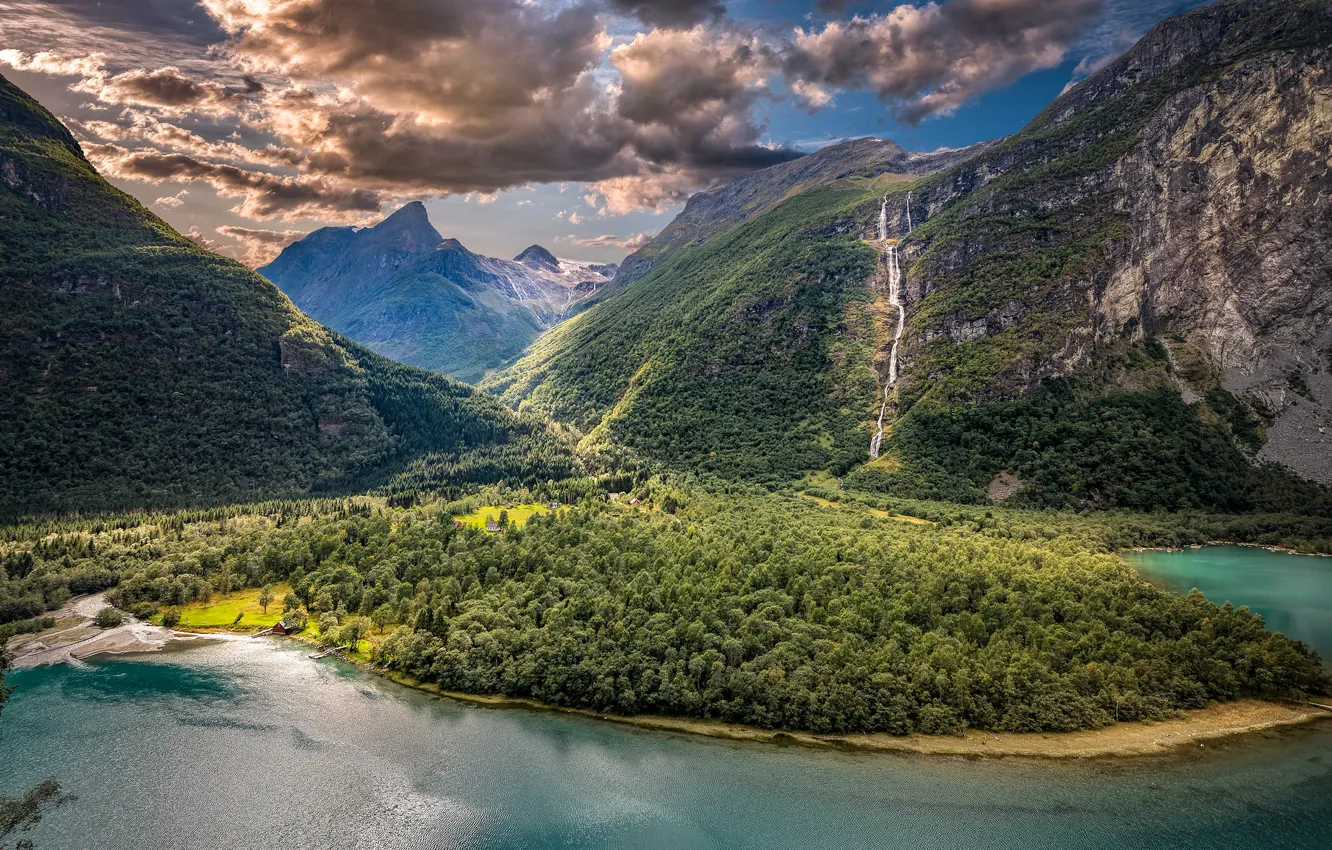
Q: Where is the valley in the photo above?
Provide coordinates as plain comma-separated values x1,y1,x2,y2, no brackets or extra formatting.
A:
2,0,1332,846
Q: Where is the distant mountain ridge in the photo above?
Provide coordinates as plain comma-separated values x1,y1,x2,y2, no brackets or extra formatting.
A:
261,207,618,383
608,136,998,291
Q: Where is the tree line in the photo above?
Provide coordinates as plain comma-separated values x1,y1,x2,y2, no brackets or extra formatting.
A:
2,487,1325,736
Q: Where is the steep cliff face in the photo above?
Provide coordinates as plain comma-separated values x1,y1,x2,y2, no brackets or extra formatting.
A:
1105,44,1332,481
856,0,1332,483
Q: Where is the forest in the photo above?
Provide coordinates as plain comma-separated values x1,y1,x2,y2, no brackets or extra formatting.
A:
848,380,1332,514
2,486,1326,735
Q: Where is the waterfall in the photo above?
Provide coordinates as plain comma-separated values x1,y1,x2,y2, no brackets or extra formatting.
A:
869,201,908,460
886,246,903,384
905,190,912,232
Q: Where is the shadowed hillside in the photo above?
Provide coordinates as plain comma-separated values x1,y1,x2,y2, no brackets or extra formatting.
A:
0,72,575,517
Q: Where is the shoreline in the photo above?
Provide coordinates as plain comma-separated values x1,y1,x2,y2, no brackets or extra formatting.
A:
1120,541,1332,558
370,667,1331,760
6,593,175,668
6,594,254,669
13,595,1331,760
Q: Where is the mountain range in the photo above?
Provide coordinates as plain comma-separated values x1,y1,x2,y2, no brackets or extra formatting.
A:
1,0,1329,520
488,0,1332,509
260,208,617,383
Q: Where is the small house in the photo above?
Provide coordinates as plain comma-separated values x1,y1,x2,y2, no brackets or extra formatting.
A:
547,501,559,510
454,519,463,529
272,620,302,635
608,492,622,501
485,519,501,533
628,497,641,506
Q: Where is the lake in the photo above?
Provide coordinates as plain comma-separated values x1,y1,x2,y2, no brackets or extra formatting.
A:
1122,545,1332,661
1,636,1330,850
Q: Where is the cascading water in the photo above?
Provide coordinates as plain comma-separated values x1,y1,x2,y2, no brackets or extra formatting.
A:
869,197,908,460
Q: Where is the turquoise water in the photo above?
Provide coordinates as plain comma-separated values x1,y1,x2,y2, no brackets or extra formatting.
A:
1,639,1330,849
1123,546,1332,661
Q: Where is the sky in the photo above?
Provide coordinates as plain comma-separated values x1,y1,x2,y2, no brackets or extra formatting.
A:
0,0,1207,265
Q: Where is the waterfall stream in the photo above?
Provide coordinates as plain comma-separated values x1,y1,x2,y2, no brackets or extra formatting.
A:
869,197,907,460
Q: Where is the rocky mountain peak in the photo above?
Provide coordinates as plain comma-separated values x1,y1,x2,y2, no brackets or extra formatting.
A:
514,244,560,271
370,200,442,248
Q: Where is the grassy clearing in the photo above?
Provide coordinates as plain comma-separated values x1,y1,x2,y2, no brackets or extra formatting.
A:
157,583,292,631
455,503,555,530
798,492,934,525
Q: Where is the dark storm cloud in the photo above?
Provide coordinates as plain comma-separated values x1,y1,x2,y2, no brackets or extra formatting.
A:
86,143,385,220
6,0,1120,220
36,0,227,44
606,0,727,29
203,0,608,116
197,0,795,210
83,66,263,112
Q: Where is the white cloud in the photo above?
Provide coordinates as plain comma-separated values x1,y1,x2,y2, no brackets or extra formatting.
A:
562,231,655,251
155,189,189,207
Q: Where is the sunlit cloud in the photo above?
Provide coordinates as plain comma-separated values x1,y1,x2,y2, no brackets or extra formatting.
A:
215,224,307,266
0,0,1125,228
781,0,1103,123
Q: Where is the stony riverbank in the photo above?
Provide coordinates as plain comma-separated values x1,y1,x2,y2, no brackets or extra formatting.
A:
8,593,180,668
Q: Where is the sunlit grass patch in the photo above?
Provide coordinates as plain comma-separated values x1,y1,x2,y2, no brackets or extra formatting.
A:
158,583,292,631
454,503,555,530
797,491,934,525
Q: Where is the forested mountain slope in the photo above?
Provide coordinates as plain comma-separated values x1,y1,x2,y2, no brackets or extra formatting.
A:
0,72,572,517
261,207,617,382
489,0,1332,510
486,183,884,484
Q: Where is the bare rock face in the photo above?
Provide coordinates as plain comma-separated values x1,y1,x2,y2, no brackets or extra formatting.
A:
1106,45,1332,480
848,0,1332,481
1105,46,1332,369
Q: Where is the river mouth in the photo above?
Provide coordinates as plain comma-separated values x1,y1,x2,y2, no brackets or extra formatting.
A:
2,638,1331,850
